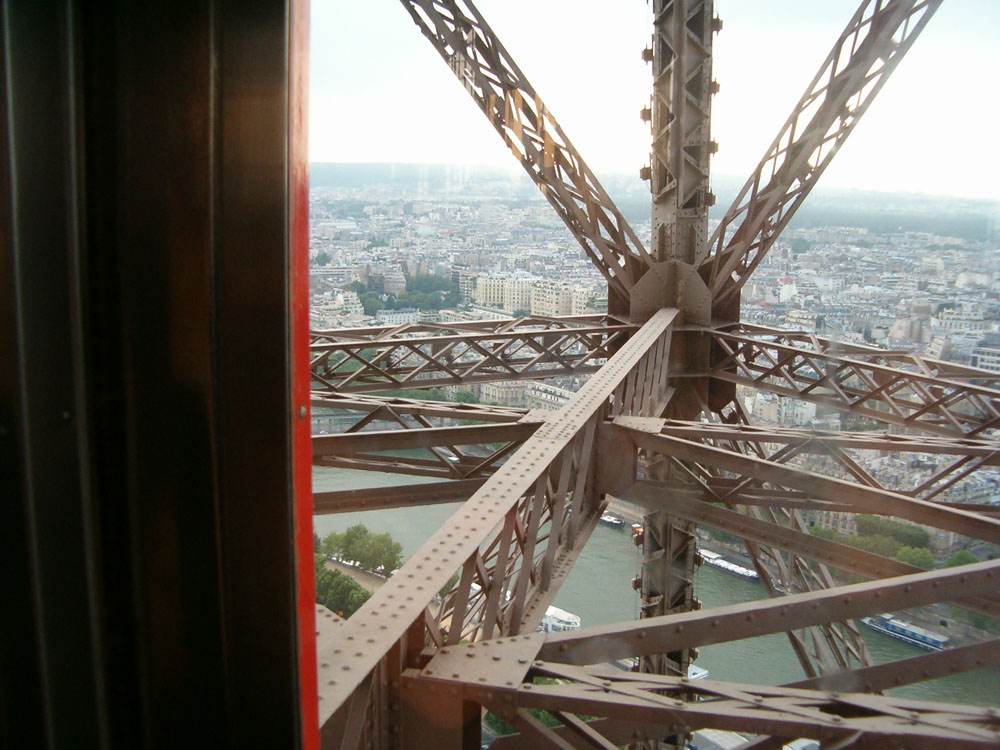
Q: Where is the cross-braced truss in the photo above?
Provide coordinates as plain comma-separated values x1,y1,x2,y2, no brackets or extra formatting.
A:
313,1,999,748
310,315,634,394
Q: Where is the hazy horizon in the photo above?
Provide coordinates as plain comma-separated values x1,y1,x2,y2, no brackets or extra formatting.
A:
311,0,1000,202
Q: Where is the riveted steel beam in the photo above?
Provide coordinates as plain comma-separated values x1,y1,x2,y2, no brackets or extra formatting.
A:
701,0,943,317
318,309,679,740
397,1,654,307
311,315,634,394
707,325,1000,436
539,559,1000,664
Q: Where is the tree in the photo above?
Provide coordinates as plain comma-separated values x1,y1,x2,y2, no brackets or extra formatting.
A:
327,524,404,574
856,515,930,549
361,532,403,574
314,250,331,266
895,546,935,570
341,524,372,564
321,530,345,559
314,554,371,617
944,549,978,567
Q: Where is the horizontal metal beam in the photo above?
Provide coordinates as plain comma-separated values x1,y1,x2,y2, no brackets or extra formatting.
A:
312,421,540,457
621,480,1000,618
787,638,1000,693
508,666,998,749
311,315,634,394
707,326,1000,437
614,418,1000,543
311,392,529,422
539,559,1000,665
656,419,1000,462
407,655,1000,748
314,479,486,513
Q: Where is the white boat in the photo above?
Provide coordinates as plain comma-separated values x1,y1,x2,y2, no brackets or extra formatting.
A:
699,549,759,580
599,512,626,530
539,605,581,633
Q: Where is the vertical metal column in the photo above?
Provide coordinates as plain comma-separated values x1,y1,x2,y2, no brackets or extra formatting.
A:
636,4,715,747
648,0,715,266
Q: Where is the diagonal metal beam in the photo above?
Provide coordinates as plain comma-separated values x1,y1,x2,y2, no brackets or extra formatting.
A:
707,325,1000,436
539,559,1000,664
397,0,654,305
615,418,1000,543
318,309,679,738
787,639,1000,693
701,0,943,316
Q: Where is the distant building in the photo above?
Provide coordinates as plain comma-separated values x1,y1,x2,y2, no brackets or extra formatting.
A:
971,334,1000,373
375,308,420,326
531,280,574,317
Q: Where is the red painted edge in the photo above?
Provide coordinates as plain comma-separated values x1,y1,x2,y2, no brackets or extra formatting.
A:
288,0,318,746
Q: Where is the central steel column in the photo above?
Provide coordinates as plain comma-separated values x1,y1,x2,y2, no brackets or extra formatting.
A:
636,2,717,747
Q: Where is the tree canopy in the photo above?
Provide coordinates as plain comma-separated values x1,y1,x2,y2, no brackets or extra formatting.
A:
895,545,935,570
855,515,930,549
321,525,404,574
944,549,978,567
314,554,370,617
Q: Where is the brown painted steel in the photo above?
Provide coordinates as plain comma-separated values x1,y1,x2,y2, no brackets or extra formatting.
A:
787,639,1000,693
311,1,987,747
539,560,1000,664
622,479,1000,618
313,422,540,456
702,0,944,315
318,309,679,737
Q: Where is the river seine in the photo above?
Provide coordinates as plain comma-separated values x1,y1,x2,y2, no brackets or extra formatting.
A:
314,464,1000,707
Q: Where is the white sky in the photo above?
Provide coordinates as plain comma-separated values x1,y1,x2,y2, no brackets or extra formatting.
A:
310,0,1000,201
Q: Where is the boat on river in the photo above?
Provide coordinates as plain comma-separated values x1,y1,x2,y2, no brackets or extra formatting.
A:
599,512,626,530
699,549,759,581
539,605,581,633
860,613,949,651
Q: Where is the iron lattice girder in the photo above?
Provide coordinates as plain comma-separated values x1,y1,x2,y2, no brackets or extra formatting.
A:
314,422,538,481
311,392,529,423
649,0,715,265
407,576,1000,748
700,0,943,309
405,567,1000,747
621,479,1000,619
310,315,634,394
707,325,1000,436
649,418,1000,502
613,417,1000,543
539,559,1000,664
401,0,651,299
397,1,654,301
317,309,679,735
456,666,999,749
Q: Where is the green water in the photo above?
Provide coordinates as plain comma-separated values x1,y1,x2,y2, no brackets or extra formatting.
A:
314,465,1000,707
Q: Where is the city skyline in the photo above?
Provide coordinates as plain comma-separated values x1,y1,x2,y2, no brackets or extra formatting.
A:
310,0,1000,202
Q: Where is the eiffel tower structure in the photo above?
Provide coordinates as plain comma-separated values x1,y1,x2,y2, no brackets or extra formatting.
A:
311,1,1000,748
3,0,998,747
